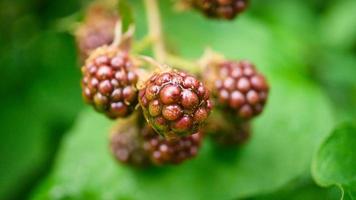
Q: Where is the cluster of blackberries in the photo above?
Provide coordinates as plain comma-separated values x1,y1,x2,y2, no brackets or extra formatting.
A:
80,38,211,165
77,4,211,165
77,2,268,167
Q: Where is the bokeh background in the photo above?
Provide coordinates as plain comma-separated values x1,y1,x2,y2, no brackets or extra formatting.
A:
0,0,355,199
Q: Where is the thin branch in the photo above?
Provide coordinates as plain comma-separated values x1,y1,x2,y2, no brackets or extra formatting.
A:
111,20,123,47
166,54,201,75
144,0,166,62
132,36,154,54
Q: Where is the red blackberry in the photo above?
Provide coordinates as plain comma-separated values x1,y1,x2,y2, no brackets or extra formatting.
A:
189,0,249,20
81,46,138,119
110,113,204,166
142,125,203,165
206,60,269,120
110,116,149,167
139,70,212,138
75,4,118,61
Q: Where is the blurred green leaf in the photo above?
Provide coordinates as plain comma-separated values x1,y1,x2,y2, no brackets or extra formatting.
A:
313,49,356,123
250,176,340,200
0,30,83,199
320,0,356,50
31,70,334,199
118,0,134,32
312,123,356,200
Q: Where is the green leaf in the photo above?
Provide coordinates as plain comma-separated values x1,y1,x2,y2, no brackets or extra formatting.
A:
313,50,356,122
250,176,340,200
0,31,83,200
320,0,356,50
31,72,334,199
312,123,356,200
117,0,134,32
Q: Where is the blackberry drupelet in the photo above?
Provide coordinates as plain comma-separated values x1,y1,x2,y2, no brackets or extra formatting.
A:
81,46,138,119
139,70,212,138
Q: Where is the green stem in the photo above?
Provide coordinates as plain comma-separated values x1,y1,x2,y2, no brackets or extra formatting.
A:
132,36,154,54
166,54,201,75
142,0,202,75
144,0,166,62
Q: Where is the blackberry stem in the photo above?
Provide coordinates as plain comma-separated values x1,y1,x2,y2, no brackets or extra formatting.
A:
111,20,123,47
142,0,203,75
144,0,166,62
166,54,201,75
132,35,154,54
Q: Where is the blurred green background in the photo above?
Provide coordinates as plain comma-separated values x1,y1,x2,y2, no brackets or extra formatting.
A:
0,0,355,199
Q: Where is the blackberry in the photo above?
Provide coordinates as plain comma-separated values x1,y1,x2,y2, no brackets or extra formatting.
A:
142,125,203,165
110,113,203,166
81,46,138,119
139,70,212,138
207,111,251,145
190,0,249,20
110,115,149,167
212,123,250,145
206,60,269,120
75,4,118,61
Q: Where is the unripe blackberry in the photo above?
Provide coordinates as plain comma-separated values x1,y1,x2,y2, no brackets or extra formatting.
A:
142,125,203,165
81,46,138,119
210,119,250,145
206,60,269,120
139,70,212,138
109,116,149,167
203,110,250,145
189,0,248,20
75,4,117,61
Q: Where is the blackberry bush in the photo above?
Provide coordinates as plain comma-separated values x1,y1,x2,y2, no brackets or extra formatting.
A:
139,70,212,139
76,0,271,170
81,45,138,119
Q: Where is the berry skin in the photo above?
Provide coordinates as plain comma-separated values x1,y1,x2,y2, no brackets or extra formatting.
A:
139,70,212,138
75,4,118,61
189,0,248,20
110,116,149,167
142,125,203,165
206,60,269,120
81,46,138,119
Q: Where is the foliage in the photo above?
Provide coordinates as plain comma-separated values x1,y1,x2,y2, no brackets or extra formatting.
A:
312,123,356,200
